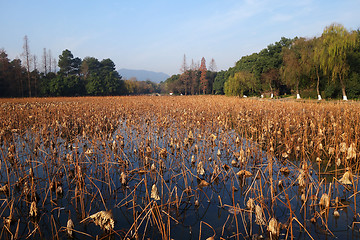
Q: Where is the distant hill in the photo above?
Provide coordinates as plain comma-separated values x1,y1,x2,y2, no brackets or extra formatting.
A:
118,68,170,83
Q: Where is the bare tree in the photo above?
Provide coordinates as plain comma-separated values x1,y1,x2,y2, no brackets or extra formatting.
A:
208,58,217,72
22,35,32,97
52,58,57,73
179,54,190,94
33,54,38,97
180,54,188,73
33,54,37,71
48,49,52,72
43,48,47,74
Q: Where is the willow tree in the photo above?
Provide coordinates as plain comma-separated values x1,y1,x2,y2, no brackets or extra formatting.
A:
311,37,324,100
224,71,257,96
317,23,357,100
299,37,323,100
281,39,302,99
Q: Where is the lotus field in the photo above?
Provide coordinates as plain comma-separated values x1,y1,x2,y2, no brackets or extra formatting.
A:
0,96,359,239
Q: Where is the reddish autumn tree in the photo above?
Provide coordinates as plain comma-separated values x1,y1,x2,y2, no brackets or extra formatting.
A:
199,57,207,94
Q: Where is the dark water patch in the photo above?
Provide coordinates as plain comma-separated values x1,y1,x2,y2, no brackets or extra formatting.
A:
0,115,359,240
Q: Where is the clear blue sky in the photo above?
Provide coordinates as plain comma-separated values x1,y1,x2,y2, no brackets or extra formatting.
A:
1,0,359,76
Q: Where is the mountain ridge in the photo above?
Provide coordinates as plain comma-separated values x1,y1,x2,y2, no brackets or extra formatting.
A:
118,68,170,83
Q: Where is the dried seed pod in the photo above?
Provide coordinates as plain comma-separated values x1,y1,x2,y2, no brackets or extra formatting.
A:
151,184,160,201
236,170,252,178
120,172,127,185
278,180,284,189
280,167,290,176
4,217,11,227
150,163,156,171
67,217,74,237
8,144,15,153
146,146,152,157
188,130,194,142
29,167,34,177
211,164,220,182
318,143,323,150
340,142,347,153
319,193,330,208
159,148,167,159
301,193,306,202
111,140,117,151
194,144,199,154
297,169,306,188
144,156,150,166
346,143,356,159
336,158,341,166
23,181,30,196
198,180,210,187
197,161,205,176
238,149,245,163
267,218,280,238
301,161,308,171
191,155,196,164
85,148,93,156
210,134,217,142
231,159,238,167
255,204,265,225
29,201,38,217
247,198,255,211
66,153,73,163
339,170,352,185
89,210,115,231
56,185,63,195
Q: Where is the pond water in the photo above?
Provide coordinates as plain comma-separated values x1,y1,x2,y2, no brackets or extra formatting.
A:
1,112,359,240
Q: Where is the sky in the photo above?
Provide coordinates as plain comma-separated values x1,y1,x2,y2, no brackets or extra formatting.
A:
1,0,359,76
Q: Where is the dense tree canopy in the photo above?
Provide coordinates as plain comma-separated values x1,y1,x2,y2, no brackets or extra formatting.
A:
163,24,359,100
1,24,360,99
0,47,160,97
